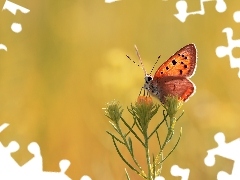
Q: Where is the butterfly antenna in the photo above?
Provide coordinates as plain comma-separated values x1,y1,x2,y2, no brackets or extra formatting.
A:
149,55,161,75
134,45,147,76
126,55,140,67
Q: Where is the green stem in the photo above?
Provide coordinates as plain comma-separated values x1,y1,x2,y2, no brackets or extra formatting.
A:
161,127,182,163
161,116,175,150
143,130,152,180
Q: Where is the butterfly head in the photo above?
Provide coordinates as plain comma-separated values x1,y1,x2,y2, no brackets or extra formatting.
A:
134,45,160,98
144,74,152,89
144,74,160,97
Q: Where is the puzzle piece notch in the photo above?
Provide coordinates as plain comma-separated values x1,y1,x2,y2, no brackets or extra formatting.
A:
171,165,190,180
0,141,20,175
80,175,92,180
38,160,71,180
215,0,227,12
13,161,71,180
233,11,240,23
174,0,227,22
204,132,240,179
21,142,42,172
215,28,240,78
11,23,22,33
0,123,20,173
204,132,225,166
21,142,72,179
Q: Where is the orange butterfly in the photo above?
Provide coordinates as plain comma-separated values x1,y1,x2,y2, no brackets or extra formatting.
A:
136,44,197,104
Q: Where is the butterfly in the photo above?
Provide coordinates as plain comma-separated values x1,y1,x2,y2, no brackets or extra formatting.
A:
135,44,197,104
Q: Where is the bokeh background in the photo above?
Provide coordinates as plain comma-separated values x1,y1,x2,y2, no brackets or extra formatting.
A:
0,0,240,179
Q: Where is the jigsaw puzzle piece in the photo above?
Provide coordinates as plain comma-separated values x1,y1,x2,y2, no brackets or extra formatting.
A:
39,160,71,180
2,0,30,15
204,132,240,179
0,141,20,176
0,124,75,179
215,28,240,78
217,170,237,180
204,132,240,165
20,158,71,180
174,0,188,22
21,142,42,172
0,123,21,179
174,0,227,22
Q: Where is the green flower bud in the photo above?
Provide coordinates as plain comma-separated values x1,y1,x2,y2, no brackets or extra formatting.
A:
129,96,160,132
163,95,183,118
103,100,123,123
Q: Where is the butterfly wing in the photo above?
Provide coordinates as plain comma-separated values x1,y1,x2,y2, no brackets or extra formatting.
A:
153,44,197,79
153,76,195,103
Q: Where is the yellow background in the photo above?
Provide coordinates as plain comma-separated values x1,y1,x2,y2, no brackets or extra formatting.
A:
0,0,240,179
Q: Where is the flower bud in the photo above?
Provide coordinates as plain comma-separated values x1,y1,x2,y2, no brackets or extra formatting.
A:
129,96,160,132
103,100,123,123
163,95,183,118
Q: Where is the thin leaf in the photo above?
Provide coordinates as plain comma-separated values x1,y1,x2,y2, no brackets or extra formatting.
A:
128,137,133,155
121,117,145,147
106,131,124,144
156,131,161,150
161,127,182,163
148,119,165,139
112,136,147,179
125,119,136,137
176,111,184,122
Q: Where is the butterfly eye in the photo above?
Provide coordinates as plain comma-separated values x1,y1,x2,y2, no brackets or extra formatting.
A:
147,76,152,81
145,75,153,84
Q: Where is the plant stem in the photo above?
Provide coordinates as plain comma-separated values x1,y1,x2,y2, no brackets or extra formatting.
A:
144,129,152,180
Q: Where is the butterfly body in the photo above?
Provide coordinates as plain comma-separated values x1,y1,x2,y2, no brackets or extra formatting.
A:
143,44,197,104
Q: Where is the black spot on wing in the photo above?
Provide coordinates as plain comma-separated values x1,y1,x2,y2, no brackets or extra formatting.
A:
172,59,177,65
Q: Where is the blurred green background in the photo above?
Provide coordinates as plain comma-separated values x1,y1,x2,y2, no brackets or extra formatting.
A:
0,0,240,179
